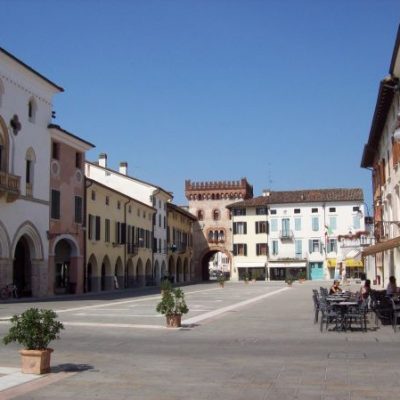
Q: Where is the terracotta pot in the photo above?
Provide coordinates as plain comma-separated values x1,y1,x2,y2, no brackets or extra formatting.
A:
166,314,181,328
20,348,53,374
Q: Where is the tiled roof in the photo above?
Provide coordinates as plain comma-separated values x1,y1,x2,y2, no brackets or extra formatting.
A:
227,188,364,208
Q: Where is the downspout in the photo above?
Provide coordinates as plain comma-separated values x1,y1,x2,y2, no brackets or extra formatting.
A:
124,198,130,289
83,178,93,293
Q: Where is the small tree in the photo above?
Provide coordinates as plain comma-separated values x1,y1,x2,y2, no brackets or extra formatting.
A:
3,308,64,350
156,288,189,316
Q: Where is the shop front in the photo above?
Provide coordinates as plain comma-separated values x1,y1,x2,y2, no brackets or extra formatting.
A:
268,261,307,281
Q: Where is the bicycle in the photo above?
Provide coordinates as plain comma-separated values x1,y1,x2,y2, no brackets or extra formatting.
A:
0,284,18,300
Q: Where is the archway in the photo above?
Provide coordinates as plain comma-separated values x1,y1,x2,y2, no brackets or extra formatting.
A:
114,257,123,289
86,254,98,292
176,258,183,283
201,249,231,281
127,258,135,288
13,236,31,297
183,258,189,282
145,259,152,285
101,256,112,291
54,239,72,294
168,256,175,283
136,258,144,286
154,260,160,284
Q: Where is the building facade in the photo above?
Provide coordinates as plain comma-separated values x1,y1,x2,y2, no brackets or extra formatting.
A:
361,25,400,287
0,47,63,296
85,154,172,284
228,189,368,281
185,178,253,281
166,203,196,282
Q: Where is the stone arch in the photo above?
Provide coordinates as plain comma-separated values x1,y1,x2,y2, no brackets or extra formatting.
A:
127,258,135,288
136,258,145,286
183,258,189,282
154,260,161,284
161,260,167,279
176,257,183,283
12,221,43,261
0,219,11,259
114,256,124,289
145,259,152,285
199,246,232,281
100,255,112,291
51,234,80,257
168,256,176,282
86,253,98,292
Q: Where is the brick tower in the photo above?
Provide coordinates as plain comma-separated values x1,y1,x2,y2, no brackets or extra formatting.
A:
185,178,253,280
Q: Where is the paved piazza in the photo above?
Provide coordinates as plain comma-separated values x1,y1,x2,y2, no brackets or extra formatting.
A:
1,281,400,399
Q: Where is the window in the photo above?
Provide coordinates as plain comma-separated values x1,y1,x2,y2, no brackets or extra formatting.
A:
91,190,96,201
95,216,101,241
281,218,290,237
256,207,268,215
353,215,361,229
312,216,319,231
75,152,82,169
233,243,247,256
294,217,301,231
26,160,32,184
233,208,246,216
197,210,204,220
327,238,337,253
271,219,278,232
312,208,318,213
128,205,132,213
117,201,121,210
213,209,220,221
105,196,109,206
51,190,60,219
52,142,60,160
256,243,268,256
272,240,279,255
309,239,322,253
105,219,110,242
329,207,336,213
270,209,277,215
353,206,360,212
294,208,301,214
255,221,268,234
158,214,161,227
233,222,247,234
74,196,83,223
329,216,337,230
295,240,302,258
28,97,36,122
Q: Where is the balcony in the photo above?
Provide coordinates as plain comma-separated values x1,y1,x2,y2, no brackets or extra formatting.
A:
127,243,138,255
0,171,21,203
279,230,294,240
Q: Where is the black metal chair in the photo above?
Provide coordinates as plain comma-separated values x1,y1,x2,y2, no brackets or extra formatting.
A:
312,292,320,324
390,298,400,332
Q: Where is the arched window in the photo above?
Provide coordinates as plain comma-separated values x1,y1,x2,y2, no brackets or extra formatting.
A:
213,209,220,221
208,230,214,242
28,97,37,122
25,147,36,197
0,116,9,172
197,210,204,221
219,230,225,242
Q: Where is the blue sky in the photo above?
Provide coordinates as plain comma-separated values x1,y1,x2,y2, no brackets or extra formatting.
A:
2,0,399,207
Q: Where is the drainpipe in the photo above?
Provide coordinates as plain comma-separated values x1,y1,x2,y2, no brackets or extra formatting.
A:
124,198,130,289
83,178,93,293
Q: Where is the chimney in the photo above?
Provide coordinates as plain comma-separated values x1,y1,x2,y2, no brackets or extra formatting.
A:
262,189,271,197
99,153,107,168
119,161,128,175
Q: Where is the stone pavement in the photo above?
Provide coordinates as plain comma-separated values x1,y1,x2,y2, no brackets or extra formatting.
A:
0,281,400,399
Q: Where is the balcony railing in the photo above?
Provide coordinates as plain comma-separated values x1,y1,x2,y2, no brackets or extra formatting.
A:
0,171,21,202
279,230,294,240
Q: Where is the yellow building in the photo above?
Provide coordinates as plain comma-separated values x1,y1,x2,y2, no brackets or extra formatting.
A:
166,203,196,283
86,179,155,292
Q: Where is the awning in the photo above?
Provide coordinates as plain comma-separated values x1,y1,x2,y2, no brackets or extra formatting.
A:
327,259,336,268
361,236,400,256
345,259,363,268
269,262,306,268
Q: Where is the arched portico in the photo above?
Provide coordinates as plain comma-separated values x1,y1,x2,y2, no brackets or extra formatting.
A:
86,253,98,292
101,255,112,291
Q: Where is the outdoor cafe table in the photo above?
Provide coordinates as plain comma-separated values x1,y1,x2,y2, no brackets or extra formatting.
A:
333,301,359,331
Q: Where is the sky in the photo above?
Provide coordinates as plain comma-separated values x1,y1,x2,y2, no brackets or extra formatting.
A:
1,0,400,207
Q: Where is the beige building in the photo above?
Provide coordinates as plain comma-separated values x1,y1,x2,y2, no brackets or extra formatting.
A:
86,179,155,292
166,203,196,283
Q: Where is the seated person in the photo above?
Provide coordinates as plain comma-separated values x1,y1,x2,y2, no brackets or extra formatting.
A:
329,280,342,295
359,279,371,301
386,276,399,296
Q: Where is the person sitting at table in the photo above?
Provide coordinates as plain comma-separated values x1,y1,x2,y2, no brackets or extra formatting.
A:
329,280,342,294
386,276,399,296
359,279,371,300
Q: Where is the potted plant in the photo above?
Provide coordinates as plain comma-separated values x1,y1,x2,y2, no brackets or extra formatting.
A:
160,278,172,295
3,308,64,374
156,288,189,328
251,271,259,283
243,272,250,284
217,274,226,287
285,273,294,287
298,271,307,283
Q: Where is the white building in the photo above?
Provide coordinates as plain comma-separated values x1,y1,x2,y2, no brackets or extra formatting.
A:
85,154,173,283
228,189,368,281
361,24,400,288
0,47,63,296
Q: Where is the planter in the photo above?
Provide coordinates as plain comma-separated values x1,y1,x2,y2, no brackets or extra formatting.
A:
20,348,53,374
166,314,182,328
